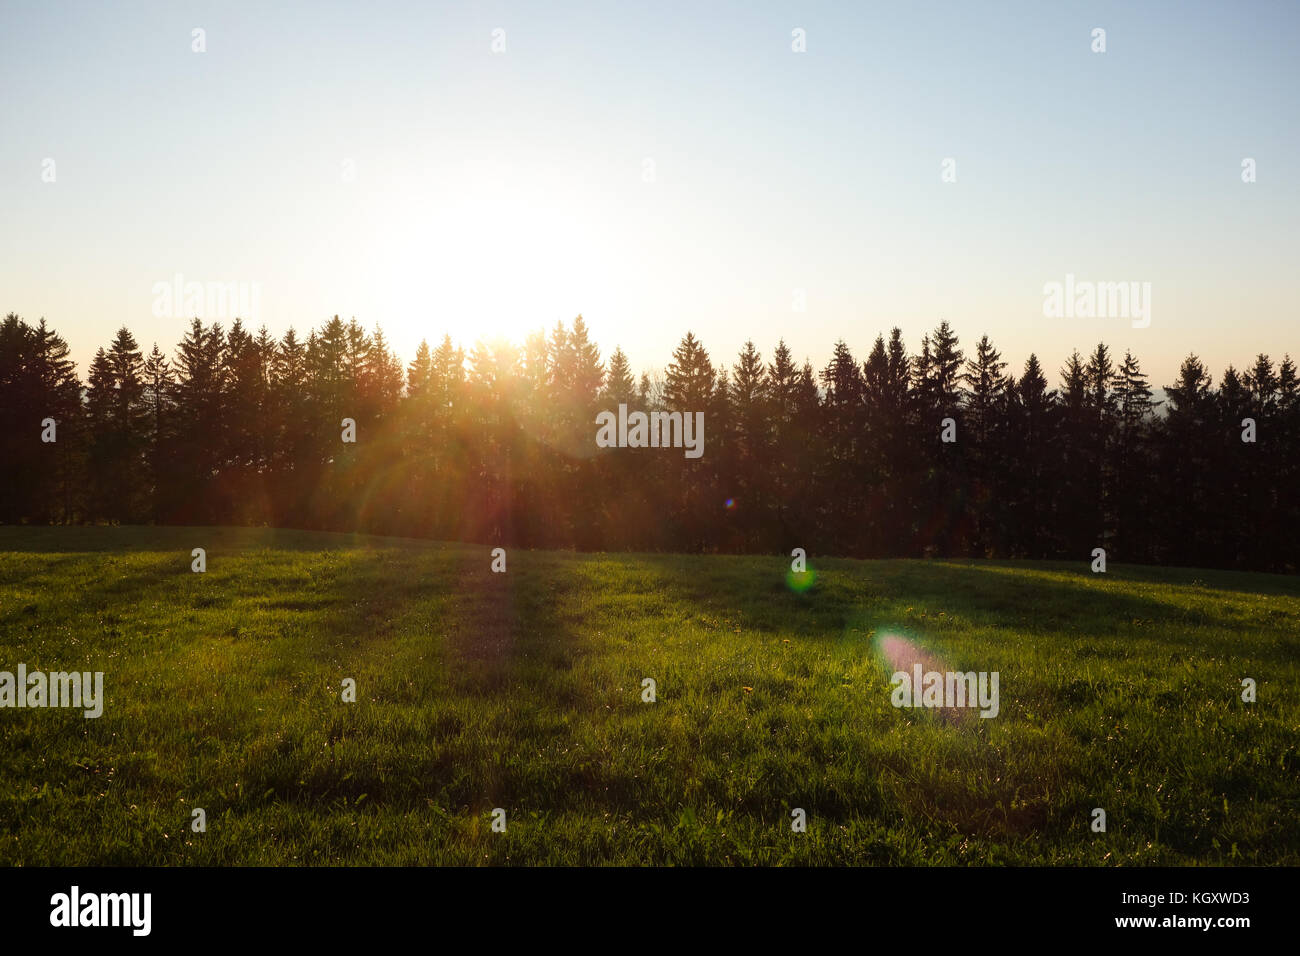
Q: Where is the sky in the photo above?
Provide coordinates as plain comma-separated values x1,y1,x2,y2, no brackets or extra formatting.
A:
1,0,1297,390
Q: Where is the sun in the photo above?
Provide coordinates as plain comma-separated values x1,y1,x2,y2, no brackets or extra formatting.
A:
359,178,613,351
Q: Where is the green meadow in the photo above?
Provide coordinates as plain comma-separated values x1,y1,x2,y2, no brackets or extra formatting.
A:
1,526,1297,866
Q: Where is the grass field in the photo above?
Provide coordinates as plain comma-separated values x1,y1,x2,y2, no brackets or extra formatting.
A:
1,525,1297,865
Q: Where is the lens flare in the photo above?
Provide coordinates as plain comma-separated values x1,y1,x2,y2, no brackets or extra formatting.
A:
785,567,816,592
874,632,946,675
871,631,977,725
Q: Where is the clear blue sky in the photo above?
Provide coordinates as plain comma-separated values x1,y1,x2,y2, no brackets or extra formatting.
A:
2,0,1297,389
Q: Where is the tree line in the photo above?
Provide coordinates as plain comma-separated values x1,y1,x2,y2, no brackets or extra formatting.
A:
1,311,1296,572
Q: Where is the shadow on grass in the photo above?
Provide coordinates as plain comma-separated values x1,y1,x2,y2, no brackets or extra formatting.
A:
938,557,1300,598
596,553,1300,667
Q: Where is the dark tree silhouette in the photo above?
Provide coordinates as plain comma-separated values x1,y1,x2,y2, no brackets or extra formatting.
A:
1,311,1297,573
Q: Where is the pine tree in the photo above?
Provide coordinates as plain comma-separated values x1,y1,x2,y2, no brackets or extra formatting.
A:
168,319,228,522
1246,353,1278,415
8,316,84,522
546,321,572,399
407,339,433,401
1115,350,1154,432
365,326,405,411
961,335,1008,555
962,334,1007,444
141,344,173,521
223,318,269,482
723,341,769,547
1157,355,1215,565
1007,354,1056,557
766,339,800,427
664,332,714,410
431,334,465,413
1111,350,1155,561
522,330,550,407
601,347,637,407
730,341,768,456
85,328,149,521
911,322,966,556
569,316,604,407
917,320,964,413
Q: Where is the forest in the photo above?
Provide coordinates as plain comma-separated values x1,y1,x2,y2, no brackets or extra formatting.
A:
1,311,1295,572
